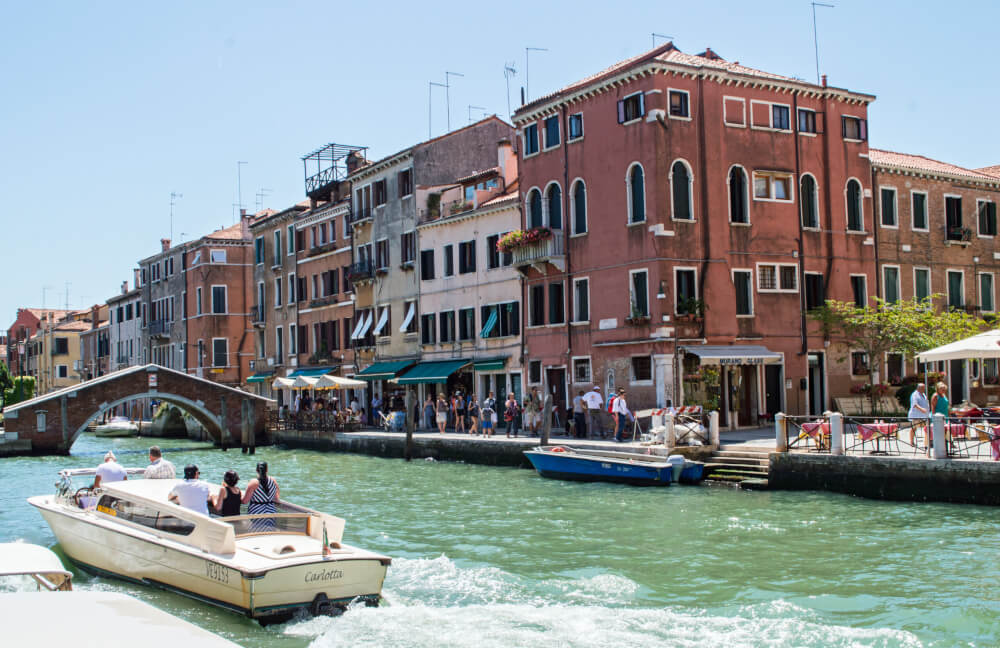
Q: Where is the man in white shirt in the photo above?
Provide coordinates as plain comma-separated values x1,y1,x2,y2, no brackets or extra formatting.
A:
293,393,301,414
613,388,633,443
583,386,604,438
93,451,127,489
168,465,214,516
572,390,587,438
144,445,176,479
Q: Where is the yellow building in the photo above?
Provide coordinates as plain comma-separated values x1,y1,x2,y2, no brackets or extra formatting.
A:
28,315,91,394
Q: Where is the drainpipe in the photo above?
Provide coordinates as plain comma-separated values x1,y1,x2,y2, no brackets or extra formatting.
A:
870,165,881,301
561,103,572,373
793,93,807,357
696,74,711,335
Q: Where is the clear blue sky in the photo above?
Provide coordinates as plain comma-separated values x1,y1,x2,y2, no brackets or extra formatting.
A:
2,0,998,327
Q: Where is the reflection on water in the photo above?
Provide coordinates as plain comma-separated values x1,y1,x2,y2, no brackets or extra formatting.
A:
1,433,997,646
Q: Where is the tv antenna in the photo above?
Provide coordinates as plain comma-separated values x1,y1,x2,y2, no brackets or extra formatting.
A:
445,71,464,131
503,62,517,115
652,33,674,48
169,192,182,242
428,80,447,138
468,105,486,123
64,282,71,312
255,188,272,213
812,2,834,84
42,285,54,310
525,47,548,101
236,161,248,222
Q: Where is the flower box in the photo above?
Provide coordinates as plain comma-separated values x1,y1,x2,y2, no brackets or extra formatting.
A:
497,227,553,253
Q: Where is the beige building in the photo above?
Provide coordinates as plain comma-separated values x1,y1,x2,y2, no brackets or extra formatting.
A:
28,314,91,394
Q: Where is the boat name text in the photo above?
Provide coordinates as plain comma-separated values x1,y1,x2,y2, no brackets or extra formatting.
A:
305,569,343,583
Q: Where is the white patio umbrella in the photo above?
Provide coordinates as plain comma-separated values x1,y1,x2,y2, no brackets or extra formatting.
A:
291,375,321,390
315,374,366,389
271,376,295,390
916,330,1000,362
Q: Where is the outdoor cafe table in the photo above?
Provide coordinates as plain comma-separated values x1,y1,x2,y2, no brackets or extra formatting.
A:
800,421,830,450
856,422,899,454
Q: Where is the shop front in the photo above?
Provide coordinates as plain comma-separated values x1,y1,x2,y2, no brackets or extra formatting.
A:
680,345,783,429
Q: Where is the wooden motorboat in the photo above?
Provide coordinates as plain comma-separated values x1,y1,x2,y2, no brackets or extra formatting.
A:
29,468,391,622
94,416,139,437
523,445,676,486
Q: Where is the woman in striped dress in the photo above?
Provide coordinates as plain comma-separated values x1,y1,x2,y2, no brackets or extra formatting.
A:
242,462,280,531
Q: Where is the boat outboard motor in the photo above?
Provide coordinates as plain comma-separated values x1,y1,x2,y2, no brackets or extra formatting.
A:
310,592,341,616
666,455,686,482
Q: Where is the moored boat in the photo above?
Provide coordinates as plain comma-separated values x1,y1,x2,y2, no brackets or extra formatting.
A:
0,542,73,591
523,445,674,486
94,415,139,437
29,468,391,622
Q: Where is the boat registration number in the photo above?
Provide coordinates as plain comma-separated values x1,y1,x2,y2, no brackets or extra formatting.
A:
205,562,230,584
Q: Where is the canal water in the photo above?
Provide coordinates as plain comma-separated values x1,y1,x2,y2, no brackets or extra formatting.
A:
2,433,997,647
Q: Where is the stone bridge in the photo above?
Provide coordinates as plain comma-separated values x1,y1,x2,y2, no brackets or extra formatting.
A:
1,364,273,456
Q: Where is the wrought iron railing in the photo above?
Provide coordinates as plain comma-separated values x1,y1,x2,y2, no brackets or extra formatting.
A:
250,305,265,325
510,235,564,266
347,260,374,282
148,320,171,337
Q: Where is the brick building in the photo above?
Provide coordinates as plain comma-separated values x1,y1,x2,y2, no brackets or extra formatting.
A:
512,42,876,423
870,149,1000,403
6,308,71,380
139,238,188,370
182,217,255,386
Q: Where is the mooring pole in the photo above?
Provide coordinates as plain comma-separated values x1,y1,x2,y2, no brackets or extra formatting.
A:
541,394,552,445
241,399,249,454
404,389,415,461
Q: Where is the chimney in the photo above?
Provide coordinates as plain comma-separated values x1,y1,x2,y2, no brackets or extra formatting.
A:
91,305,99,330
121,281,128,294
346,150,367,174
240,211,251,239
821,74,828,88
161,238,171,252
133,268,140,288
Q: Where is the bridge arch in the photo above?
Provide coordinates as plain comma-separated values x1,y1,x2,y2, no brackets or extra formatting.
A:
70,391,226,449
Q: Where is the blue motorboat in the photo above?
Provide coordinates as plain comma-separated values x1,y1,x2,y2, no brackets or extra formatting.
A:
523,446,674,486
677,459,706,485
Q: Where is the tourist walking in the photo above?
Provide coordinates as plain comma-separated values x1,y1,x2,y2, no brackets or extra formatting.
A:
423,394,435,430
928,382,950,455
480,396,495,438
524,388,541,437
504,393,520,438
468,394,480,435
436,393,449,434
908,382,930,448
612,388,633,443
572,390,587,438
453,391,466,434
583,386,604,438
371,394,381,427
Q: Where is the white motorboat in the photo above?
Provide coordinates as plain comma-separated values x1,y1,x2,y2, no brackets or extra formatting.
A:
29,468,391,622
94,415,139,437
0,542,73,591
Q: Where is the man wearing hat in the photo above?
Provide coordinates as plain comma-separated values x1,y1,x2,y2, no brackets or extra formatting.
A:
168,465,214,515
93,451,127,489
583,385,605,438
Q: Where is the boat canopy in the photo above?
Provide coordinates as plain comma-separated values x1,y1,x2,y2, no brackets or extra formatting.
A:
0,543,72,591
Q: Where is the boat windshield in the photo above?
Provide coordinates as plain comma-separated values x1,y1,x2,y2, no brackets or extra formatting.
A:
223,503,314,537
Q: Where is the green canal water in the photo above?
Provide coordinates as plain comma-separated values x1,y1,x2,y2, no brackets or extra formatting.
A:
2,433,997,647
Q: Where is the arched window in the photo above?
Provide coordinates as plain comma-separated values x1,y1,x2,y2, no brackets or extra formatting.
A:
800,175,818,229
571,180,587,235
606,368,615,397
546,183,562,230
729,167,748,224
846,179,863,231
671,161,692,220
628,164,645,224
528,189,543,228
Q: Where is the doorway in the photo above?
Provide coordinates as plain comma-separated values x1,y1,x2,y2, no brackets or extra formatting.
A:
950,359,966,403
545,368,566,427
764,365,783,418
807,352,825,415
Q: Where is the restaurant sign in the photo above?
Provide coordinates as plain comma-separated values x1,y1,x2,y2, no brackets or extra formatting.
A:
719,357,767,365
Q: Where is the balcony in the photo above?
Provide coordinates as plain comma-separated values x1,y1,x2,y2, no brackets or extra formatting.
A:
116,355,130,366
512,234,565,274
350,208,372,226
251,305,265,327
348,260,375,284
946,226,973,246
308,296,339,309
148,320,171,338
307,241,338,257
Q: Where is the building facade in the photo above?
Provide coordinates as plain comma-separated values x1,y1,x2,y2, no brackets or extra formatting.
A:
139,238,188,370
512,43,876,423
106,279,142,371
870,149,1000,404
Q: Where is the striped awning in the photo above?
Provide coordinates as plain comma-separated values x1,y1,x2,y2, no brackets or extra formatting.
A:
394,359,471,385
246,371,274,383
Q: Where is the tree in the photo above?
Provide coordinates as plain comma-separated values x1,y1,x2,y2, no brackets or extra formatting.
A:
4,376,36,407
0,361,12,408
811,296,987,414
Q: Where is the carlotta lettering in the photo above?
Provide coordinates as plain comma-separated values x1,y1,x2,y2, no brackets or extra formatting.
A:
305,569,343,583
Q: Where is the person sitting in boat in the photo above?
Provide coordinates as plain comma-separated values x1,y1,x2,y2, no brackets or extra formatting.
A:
144,446,176,479
168,465,214,516
214,470,242,517
93,451,127,489
242,462,279,531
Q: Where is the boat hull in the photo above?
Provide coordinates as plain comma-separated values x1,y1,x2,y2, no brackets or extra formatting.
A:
29,497,387,620
524,449,672,486
679,461,706,484
93,425,139,438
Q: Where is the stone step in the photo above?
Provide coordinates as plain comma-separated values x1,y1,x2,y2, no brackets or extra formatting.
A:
739,478,770,490
718,446,773,455
704,464,769,477
711,455,770,467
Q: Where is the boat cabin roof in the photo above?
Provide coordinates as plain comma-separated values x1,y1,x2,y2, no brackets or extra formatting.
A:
102,477,210,504
0,543,72,590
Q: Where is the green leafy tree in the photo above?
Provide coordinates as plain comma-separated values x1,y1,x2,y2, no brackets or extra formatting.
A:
0,361,12,408
811,296,987,414
4,376,36,407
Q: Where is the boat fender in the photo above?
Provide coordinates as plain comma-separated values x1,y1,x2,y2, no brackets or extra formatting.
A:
311,592,333,616
550,446,567,453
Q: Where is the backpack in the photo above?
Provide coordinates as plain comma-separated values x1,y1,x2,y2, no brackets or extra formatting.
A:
607,396,616,414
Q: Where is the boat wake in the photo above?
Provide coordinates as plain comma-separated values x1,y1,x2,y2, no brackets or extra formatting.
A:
281,556,922,648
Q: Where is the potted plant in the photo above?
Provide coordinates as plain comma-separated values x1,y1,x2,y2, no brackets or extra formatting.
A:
625,303,650,324
497,227,553,253
678,297,707,319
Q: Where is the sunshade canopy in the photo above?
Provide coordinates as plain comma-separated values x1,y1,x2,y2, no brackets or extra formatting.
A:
394,359,471,385
246,371,274,383
291,375,320,389
315,374,367,389
916,329,1000,362
680,345,782,365
356,360,416,381
271,376,295,390
288,367,333,378
473,356,507,372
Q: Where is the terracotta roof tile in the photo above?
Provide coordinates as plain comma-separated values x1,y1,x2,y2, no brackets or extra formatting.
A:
54,320,91,332
25,308,71,320
481,189,519,207
202,223,245,241
456,167,500,185
976,165,1000,179
869,149,1000,183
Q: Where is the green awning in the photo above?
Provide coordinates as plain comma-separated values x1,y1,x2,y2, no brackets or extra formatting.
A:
288,367,334,378
479,308,498,338
246,371,275,383
473,357,507,372
356,360,416,381
394,360,471,385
